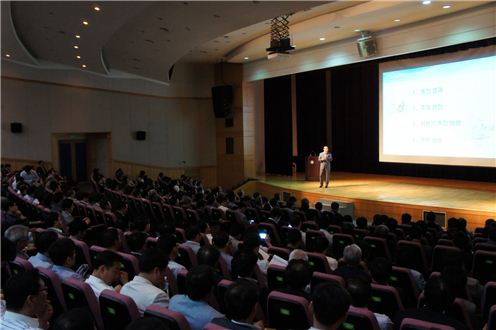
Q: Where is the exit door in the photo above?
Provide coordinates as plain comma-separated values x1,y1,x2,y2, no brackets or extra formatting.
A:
58,141,87,181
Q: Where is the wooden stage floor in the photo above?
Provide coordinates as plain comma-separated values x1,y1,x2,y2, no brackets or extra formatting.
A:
240,172,496,230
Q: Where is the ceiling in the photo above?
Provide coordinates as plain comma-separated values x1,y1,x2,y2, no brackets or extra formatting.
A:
1,1,492,83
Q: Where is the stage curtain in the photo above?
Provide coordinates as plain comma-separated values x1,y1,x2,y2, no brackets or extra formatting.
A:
264,75,293,176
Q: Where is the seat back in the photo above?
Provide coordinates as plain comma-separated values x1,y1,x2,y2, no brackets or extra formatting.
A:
175,228,186,243
305,229,326,252
62,277,104,330
217,256,231,280
340,306,380,330
301,221,318,231
364,236,392,261
177,244,198,269
99,289,140,330
267,291,311,329
72,238,92,271
215,279,233,314
471,250,496,284
482,281,496,322
311,272,345,291
474,243,496,252
176,269,188,294
437,239,454,246
268,264,287,292
396,240,429,274
268,246,290,260
89,245,108,264
244,207,260,223
369,283,404,319
327,225,342,235
37,267,67,319
307,252,331,273
146,237,158,249
332,233,354,259
9,257,34,275
117,252,140,280
399,317,455,330
353,229,368,241
487,305,496,330
389,266,419,309
432,245,462,272
451,298,474,330
144,304,191,330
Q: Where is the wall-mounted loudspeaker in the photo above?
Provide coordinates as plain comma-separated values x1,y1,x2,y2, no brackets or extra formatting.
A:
10,122,23,133
212,85,233,118
135,131,146,140
357,31,377,58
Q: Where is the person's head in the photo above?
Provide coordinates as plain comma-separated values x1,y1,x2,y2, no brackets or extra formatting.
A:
49,238,76,267
323,146,329,153
315,202,323,211
287,229,303,249
346,278,371,308
196,246,220,268
4,269,49,316
224,280,259,323
369,257,392,284
68,218,87,238
125,232,148,254
185,226,201,242
61,198,74,212
4,225,30,252
331,202,339,212
288,249,308,262
343,244,362,266
99,228,120,250
453,231,470,251
314,236,330,254
35,230,59,255
52,307,95,330
131,216,150,233
138,248,169,288
242,229,261,252
1,197,16,212
441,264,468,299
423,276,454,313
157,234,179,259
355,217,368,229
286,259,312,291
92,250,123,284
394,245,416,269
212,231,231,252
1,238,17,267
125,317,169,330
312,283,351,329
231,250,258,279
401,213,412,224
186,265,216,301
489,228,496,242
426,212,436,224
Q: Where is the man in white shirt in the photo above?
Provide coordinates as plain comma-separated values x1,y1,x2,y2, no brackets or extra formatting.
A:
212,231,233,272
1,269,52,330
120,248,170,315
309,282,351,330
28,231,58,269
85,250,128,297
183,226,202,254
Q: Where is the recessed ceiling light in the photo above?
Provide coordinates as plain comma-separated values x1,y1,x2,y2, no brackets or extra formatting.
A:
76,55,81,59
354,29,361,32
5,53,11,58
442,5,451,9
244,56,249,60
94,6,100,11
73,45,79,49
319,37,326,41
422,0,431,5
82,20,89,26
81,64,87,68
75,35,81,39
394,19,401,22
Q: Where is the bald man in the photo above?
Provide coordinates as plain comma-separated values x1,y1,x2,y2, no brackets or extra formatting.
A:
318,146,333,188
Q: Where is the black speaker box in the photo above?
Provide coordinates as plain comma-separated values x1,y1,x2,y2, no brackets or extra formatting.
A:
136,131,146,140
357,36,377,58
10,122,22,133
212,85,233,118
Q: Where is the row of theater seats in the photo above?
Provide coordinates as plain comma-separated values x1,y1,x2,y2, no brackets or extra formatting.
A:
10,256,496,330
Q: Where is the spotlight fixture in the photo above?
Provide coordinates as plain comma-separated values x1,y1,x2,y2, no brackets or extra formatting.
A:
82,20,89,26
319,37,326,41
75,35,81,39
76,55,81,59
243,56,249,60
394,19,401,22
81,64,87,68
5,53,11,58
94,6,100,11
73,45,79,49
422,0,431,5
443,5,451,9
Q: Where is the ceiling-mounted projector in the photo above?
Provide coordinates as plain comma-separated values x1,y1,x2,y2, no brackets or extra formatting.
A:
266,15,294,60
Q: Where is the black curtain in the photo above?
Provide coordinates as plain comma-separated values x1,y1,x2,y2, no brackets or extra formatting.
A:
295,69,327,172
264,76,292,175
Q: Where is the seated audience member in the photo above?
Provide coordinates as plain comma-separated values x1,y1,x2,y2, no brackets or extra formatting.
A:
125,232,148,257
45,213,65,235
309,283,351,330
4,224,31,259
369,257,392,285
124,317,170,330
184,226,202,254
212,231,233,272
346,278,393,330
313,236,338,271
401,213,412,225
60,199,75,225
289,216,306,245
2,269,53,330
169,265,224,330
49,238,85,281
112,200,131,231
68,218,87,241
197,246,223,283
231,250,259,282
287,229,304,250
356,217,369,230
212,281,263,330
157,233,185,279
394,276,468,330
120,248,169,314
99,228,121,251
1,238,17,288
130,216,150,235
52,307,95,330
288,249,308,262
20,165,40,186
316,215,333,245
1,198,27,230
242,229,270,275
333,244,371,283
485,227,496,246
394,246,425,291
441,264,478,317
28,231,58,269
85,250,128,297
275,259,312,301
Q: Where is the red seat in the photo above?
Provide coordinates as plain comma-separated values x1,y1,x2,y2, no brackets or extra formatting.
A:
399,318,455,330
177,243,198,269
117,252,140,280
267,264,287,292
471,250,496,284
342,306,380,330
215,279,233,314
487,305,496,330
203,323,230,330
268,246,290,260
71,238,92,271
332,233,354,259
307,252,332,273
267,291,312,329
397,240,429,274
432,245,462,272
37,267,67,319
145,304,191,330
364,236,392,261
99,289,140,330
305,229,326,252
62,277,104,330
311,272,345,290
389,266,419,309
482,281,496,323
9,257,34,275
370,283,404,319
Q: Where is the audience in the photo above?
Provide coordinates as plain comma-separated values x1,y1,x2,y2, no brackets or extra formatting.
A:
49,238,85,281
169,265,224,330
120,248,170,314
184,226,202,254
51,307,95,330
28,230,58,269
333,244,371,283
4,224,31,259
213,231,233,272
275,259,312,301
309,283,351,330
313,236,338,271
85,250,128,297
157,233,185,279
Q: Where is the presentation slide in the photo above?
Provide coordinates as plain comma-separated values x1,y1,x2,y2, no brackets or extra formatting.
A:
380,54,496,167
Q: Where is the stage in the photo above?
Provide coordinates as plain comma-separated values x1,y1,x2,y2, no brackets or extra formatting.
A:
239,172,496,230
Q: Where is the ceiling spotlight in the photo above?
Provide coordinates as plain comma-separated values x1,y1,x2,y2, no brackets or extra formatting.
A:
394,19,401,22
94,6,100,11
82,20,89,26
76,55,81,59
75,35,81,39
319,37,326,41
354,29,361,32
81,64,87,68
243,56,249,60
73,45,79,49
5,53,11,58
442,5,451,8
422,0,431,5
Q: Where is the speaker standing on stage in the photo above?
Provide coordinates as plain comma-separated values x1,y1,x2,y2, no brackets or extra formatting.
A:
319,146,333,188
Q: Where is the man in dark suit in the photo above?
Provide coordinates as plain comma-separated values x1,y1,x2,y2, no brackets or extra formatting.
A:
318,146,333,188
